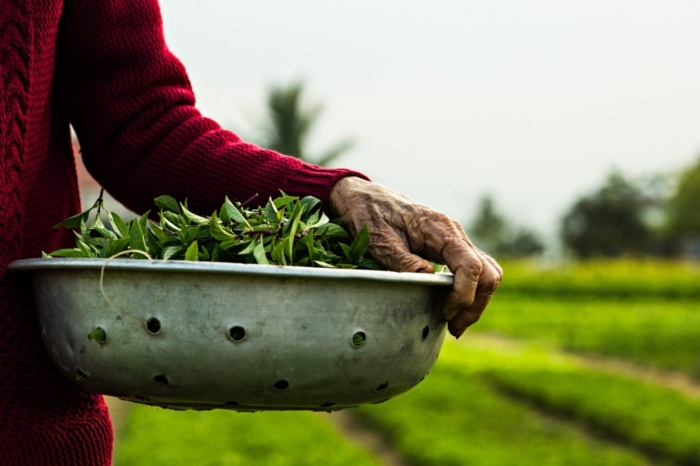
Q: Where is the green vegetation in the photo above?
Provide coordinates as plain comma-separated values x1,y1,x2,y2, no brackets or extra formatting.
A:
355,343,648,466
114,406,380,466
465,341,700,465
478,295,700,377
497,260,700,299
47,194,380,269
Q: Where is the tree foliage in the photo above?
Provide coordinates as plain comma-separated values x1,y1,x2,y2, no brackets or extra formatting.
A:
258,82,354,166
561,172,658,259
666,156,700,239
468,196,545,259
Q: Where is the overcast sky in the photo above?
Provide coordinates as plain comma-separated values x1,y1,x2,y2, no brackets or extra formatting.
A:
159,0,700,245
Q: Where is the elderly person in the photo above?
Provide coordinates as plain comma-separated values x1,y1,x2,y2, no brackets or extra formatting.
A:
0,0,502,464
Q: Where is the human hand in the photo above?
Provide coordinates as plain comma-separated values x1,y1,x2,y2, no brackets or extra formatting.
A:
329,176,503,338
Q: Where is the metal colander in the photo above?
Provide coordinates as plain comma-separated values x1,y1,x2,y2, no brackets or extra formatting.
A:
9,258,453,411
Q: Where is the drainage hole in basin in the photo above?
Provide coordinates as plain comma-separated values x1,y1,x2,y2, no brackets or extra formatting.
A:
76,369,88,381
422,325,430,340
320,402,336,408
154,375,169,385
224,401,240,406
375,382,389,392
274,380,289,391
352,331,366,347
88,327,107,343
229,326,246,342
146,318,161,334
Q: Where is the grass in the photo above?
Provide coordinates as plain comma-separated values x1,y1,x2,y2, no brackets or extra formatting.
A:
457,339,700,465
354,343,648,466
477,294,700,377
499,260,700,299
113,407,380,466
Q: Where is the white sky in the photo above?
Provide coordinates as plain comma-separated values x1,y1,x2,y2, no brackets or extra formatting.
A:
159,0,700,245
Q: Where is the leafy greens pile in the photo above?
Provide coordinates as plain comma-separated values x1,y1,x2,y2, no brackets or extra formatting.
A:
46,193,382,270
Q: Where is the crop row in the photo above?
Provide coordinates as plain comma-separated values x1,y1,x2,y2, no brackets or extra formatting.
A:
477,294,700,378
355,343,647,466
499,260,700,299
113,407,380,465
464,340,700,465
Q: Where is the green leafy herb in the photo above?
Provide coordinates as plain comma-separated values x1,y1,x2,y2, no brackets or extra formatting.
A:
46,193,383,270
88,327,106,343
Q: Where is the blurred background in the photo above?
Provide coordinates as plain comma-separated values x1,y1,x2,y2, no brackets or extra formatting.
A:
73,0,700,464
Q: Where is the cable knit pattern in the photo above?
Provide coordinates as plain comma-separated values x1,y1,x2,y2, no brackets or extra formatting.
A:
0,0,367,464
0,0,29,273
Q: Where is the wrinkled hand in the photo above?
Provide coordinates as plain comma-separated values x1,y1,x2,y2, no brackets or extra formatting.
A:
329,177,503,338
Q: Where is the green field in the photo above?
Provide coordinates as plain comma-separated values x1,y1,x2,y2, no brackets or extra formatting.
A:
113,260,700,465
114,408,380,465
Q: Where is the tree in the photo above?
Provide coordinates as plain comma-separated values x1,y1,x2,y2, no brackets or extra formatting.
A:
257,81,354,166
666,156,700,238
468,196,545,259
561,172,657,259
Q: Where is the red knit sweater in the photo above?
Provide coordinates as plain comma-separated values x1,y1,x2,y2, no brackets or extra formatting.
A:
0,1,364,464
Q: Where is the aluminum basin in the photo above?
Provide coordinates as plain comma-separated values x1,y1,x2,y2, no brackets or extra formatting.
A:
9,258,453,411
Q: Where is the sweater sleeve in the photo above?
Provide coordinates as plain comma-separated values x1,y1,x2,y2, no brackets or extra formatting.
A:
54,0,367,215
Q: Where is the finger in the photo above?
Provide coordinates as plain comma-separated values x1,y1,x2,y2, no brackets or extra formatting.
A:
478,250,504,281
367,223,434,273
435,236,483,320
448,260,501,337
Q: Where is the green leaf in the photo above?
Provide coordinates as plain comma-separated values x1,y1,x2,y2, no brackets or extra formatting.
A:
107,211,129,237
94,226,118,240
224,197,250,228
350,224,371,263
138,211,150,235
185,241,199,261
339,243,353,263
162,211,185,230
273,195,297,210
49,248,87,258
178,225,201,244
335,263,358,269
154,195,181,214
146,230,164,257
317,223,350,240
88,328,106,343
299,196,321,219
263,198,279,224
198,245,211,261
77,240,97,258
162,245,183,261
149,222,172,243
53,199,99,229
253,238,269,265
358,258,383,270
55,210,90,230
232,240,257,256
271,237,290,265
129,219,148,259
181,203,209,225
101,236,131,258
210,212,236,241
211,244,233,262
314,260,335,268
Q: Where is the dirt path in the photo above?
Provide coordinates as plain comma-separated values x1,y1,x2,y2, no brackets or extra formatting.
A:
467,332,700,399
321,411,408,466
